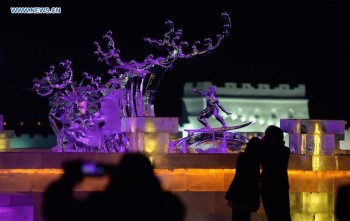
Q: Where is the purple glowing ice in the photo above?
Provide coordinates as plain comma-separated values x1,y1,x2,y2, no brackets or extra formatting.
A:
33,13,231,152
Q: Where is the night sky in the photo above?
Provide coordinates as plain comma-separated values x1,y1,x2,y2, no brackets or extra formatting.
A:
0,0,349,134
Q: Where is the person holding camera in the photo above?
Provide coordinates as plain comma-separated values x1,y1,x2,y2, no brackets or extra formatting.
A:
43,153,186,221
42,160,87,221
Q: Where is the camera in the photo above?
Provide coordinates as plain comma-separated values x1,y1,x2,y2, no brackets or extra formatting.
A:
81,162,105,176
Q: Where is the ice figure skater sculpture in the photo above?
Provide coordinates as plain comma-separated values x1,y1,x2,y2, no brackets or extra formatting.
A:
169,85,252,154
192,85,231,128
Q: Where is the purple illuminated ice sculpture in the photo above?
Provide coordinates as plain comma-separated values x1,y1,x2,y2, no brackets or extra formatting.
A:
33,12,231,152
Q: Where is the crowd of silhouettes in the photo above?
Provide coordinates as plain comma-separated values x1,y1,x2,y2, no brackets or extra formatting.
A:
226,125,291,221
43,152,186,221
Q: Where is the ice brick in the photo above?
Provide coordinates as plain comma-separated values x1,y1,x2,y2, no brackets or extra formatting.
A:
317,171,336,193
290,192,303,213
187,169,224,191
142,133,169,153
312,156,336,171
0,138,11,149
289,133,335,155
0,130,15,150
128,132,170,153
314,213,334,221
336,155,350,170
0,173,31,191
289,170,318,192
121,117,178,133
302,192,333,214
166,169,187,191
291,213,314,221
289,154,312,170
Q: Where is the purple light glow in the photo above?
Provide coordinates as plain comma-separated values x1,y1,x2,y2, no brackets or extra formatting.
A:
0,207,33,221
33,13,231,152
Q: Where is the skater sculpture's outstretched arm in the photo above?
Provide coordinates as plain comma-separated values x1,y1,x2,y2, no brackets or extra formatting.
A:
192,88,206,96
217,101,231,115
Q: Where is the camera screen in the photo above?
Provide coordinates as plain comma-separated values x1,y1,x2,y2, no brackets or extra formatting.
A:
81,163,105,176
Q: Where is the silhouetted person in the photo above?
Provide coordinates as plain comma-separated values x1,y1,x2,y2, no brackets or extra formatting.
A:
42,160,86,221
225,137,262,221
43,153,185,221
82,152,186,221
260,125,291,221
112,152,186,221
335,185,350,221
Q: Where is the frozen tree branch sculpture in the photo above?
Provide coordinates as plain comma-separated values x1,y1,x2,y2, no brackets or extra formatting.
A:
33,12,231,152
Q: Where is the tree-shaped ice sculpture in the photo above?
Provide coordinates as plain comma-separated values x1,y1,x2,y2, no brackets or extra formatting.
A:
33,12,231,152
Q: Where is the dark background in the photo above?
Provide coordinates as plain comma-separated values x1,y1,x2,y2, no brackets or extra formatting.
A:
0,0,349,135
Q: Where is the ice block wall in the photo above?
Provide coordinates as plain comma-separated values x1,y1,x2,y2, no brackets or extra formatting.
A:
1,153,350,221
280,119,346,155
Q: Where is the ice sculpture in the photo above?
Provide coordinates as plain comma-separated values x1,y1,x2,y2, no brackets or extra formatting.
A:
169,121,252,153
192,86,232,128
170,84,252,153
33,13,231,152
